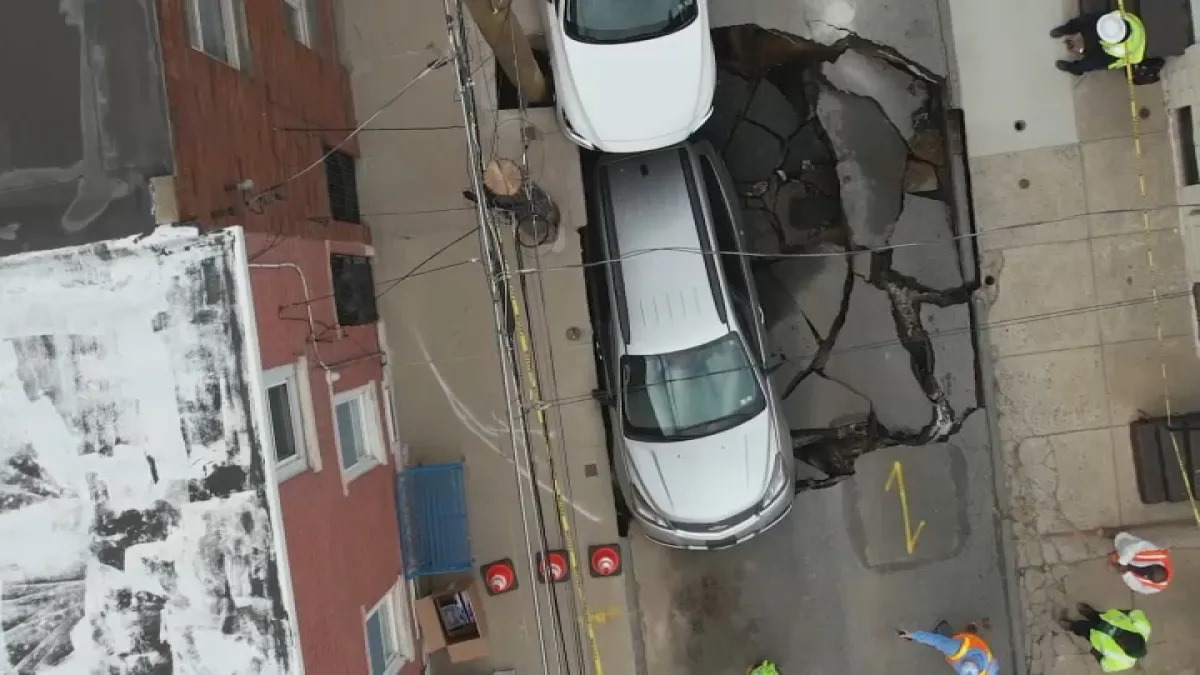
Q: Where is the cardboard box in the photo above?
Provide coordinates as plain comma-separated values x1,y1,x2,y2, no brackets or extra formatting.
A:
415,578,489,663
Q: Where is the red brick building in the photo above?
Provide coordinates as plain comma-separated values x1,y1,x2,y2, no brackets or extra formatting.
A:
156,0,362,245
152,1,422,673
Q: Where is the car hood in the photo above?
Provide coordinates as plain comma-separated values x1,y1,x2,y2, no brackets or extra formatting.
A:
560,22,713,148
624,409,777,524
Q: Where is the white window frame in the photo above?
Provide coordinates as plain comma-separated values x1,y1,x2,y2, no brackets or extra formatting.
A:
188,0,247,69
362,581,414,675
332,382,384,481
281,0,312,47
261,363,311,481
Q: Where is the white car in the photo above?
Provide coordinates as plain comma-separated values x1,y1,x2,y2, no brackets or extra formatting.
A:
543,0,716,153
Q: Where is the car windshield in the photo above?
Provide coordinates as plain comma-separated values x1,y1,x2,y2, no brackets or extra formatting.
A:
621,332,766,441
564,0,699,45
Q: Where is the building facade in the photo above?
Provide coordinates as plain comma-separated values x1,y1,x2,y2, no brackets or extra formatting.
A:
0,0,421,671
155,0,364,247
246,232,418,675
153,0,421,672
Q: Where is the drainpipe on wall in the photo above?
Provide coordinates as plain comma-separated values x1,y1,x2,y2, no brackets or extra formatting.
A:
248,262,334,375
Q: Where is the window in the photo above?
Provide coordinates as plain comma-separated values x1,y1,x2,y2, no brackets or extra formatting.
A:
364,583,413,675
281,0,311,46
621,332,766,441
333,384,382,477
699,158,762,361
188,0,249,69
330,254,379,326
323,148,361,223
262,364,310,480
564,0,698,44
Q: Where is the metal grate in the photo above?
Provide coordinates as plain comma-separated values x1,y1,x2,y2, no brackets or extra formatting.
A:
322,148,361,223
395,463,473,578
329,253,378,326
1130,412,1200,503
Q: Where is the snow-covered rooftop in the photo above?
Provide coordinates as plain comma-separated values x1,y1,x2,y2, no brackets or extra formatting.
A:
0,227,300,673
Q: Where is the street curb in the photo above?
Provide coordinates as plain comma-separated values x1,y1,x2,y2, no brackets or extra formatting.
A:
621,533,650,675
945,108,1029,674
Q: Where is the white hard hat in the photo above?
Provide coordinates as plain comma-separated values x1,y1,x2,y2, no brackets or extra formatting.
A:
960,663,982,675
1097,12,1128,43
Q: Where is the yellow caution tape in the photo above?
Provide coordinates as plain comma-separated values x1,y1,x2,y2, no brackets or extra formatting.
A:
500,246,606,675
1115,0,1200,527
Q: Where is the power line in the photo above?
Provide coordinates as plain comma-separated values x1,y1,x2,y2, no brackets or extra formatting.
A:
507,204,1193,276
276,227,480,311
518,286,1196,412
250,51,453,203
442,2,560,672
375,228,480,299
279,125,464,132
267,201,1191,306
247,51,452,262
466,2,584,671
248,48,496,263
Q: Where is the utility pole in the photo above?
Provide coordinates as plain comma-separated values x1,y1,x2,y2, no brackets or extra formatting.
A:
462,0,550,105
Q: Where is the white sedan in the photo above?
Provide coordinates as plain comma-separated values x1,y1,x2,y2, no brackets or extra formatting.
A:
542,0,716,153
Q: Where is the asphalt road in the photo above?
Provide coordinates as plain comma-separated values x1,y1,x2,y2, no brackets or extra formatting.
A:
623,4,1017,674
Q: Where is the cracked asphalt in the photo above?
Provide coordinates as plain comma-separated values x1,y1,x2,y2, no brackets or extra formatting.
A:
625,12,1017,675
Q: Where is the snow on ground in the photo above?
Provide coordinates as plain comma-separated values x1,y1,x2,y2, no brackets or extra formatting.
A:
0,227,299,674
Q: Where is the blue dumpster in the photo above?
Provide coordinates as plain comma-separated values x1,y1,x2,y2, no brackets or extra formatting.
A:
395,462,472,578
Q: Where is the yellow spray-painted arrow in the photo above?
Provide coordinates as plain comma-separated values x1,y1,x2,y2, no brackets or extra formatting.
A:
885,460,925,555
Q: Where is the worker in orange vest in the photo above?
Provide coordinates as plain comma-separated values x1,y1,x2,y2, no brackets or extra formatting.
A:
1107,531,1172,594
898,620,999,674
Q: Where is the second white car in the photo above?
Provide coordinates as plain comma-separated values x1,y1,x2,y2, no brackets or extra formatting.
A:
543,0,716,153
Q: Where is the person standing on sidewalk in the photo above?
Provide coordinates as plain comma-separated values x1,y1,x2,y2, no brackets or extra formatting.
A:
1107,531,1173,594
898,621,999,674
1060,603,1150,672
1050,10,1146,75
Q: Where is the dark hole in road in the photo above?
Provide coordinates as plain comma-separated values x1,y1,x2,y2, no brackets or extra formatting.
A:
575,24,982,532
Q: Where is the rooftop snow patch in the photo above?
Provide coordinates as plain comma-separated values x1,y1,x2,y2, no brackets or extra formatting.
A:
0,227,300,674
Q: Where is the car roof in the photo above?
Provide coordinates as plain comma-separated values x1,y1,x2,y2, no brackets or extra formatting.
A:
597,145,728,356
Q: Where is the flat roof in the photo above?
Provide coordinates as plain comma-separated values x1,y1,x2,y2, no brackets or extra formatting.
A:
0,227,300,673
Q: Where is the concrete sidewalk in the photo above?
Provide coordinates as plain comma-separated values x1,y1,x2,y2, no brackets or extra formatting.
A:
333,0,640,672
946,0,1200,672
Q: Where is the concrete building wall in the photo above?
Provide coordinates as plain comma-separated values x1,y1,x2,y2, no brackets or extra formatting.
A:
155,0,365,247
246,231,421,675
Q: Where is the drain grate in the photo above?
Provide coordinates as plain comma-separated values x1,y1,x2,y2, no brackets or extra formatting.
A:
1130,412,1200,504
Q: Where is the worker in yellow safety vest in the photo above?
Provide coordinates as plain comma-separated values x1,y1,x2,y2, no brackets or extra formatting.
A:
1050,10,1146,75
1059,603,1150,672
747,660,779,675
